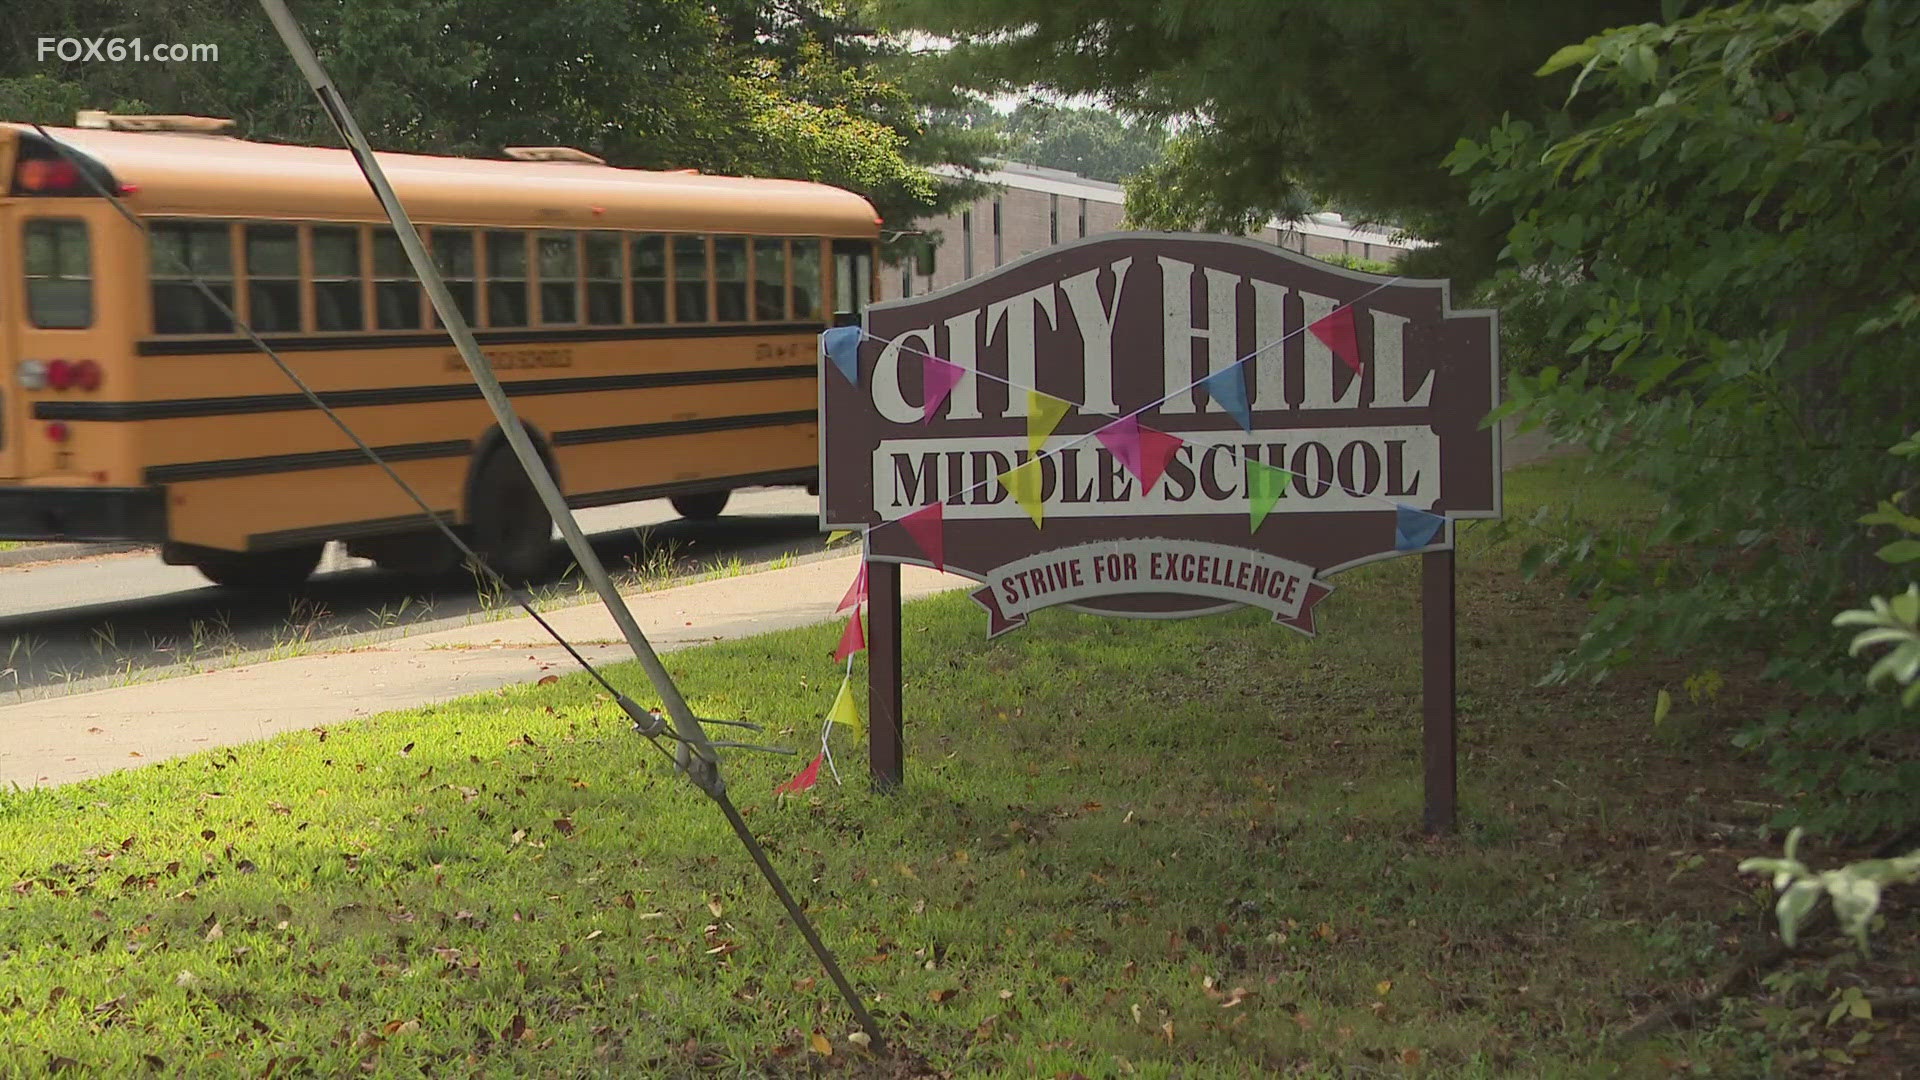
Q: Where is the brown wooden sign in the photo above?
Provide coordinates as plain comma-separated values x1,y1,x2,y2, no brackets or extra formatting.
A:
820,233,1499,830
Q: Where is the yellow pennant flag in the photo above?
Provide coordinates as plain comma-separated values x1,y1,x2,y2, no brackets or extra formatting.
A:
827,674,864,738
1027,390,1072,455
824,530,855,546
998,460,1046,528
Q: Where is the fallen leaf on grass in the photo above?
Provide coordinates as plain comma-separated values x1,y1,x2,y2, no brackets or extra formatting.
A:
552,817,575,837
792,977,816,992
928,988,958,1003
809,1032,832,1056
501,1014,528,1043
537,675,559,686
1400,1048,1423,1066
847,1031,871,1049
707,897,724,918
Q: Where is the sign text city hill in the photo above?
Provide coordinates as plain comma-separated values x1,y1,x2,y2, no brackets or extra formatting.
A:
821,234,1500,632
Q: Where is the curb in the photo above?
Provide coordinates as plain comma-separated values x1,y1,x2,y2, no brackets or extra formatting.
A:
0,541,863,708
0,542,150,569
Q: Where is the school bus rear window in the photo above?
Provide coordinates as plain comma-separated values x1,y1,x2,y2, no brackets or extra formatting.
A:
24,219,93,329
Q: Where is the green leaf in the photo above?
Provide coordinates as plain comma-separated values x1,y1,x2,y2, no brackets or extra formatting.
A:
1875,539,1920,565
1536,43,1597,77
1775,879,1823,946
1653,689,1672,726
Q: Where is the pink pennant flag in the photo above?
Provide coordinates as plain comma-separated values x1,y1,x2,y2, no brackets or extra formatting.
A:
901,502,945,572
921,357,967,424
774,753,823,795
1095,416,1144,482
1135,425,1185,494
1095,417,1186,495
835,561,867,613
833,610,866,662
1308,305,1363,375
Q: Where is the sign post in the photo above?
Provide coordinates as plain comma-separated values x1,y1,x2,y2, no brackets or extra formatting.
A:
823,234,1498,831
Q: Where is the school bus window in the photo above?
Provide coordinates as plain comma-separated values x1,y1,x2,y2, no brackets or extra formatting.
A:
486,231,529,328
537,232,579,325
312,226,363,331
791,239,822,321
429,230,476,327
151,221,234,334
584,232,623,325
243,224,300,333
752,238,787,321
673,234,709,323
714,236,748,321
630,234,666,324
23,219,92,329
373,232,423,330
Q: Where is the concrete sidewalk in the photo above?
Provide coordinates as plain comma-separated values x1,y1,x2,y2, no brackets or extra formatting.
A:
0,555,965,789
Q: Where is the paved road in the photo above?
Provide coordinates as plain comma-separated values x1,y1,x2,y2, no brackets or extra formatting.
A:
0,488,825,700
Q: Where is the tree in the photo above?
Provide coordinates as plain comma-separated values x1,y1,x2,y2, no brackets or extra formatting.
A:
993,100,1168,183
0,0,985,244
1451,0,1919,835
872,0,1662,278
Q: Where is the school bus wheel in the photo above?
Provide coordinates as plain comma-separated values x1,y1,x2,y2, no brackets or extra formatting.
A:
467,449,553,585
669,490,730,521
187,544,325,589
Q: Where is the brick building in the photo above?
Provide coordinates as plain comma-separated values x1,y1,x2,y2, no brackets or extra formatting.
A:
881,161,1421,301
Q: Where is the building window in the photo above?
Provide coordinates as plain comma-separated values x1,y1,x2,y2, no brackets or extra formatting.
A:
537,232,579,324
992,197,1003,266
584,232,623,325
312,226,362,331
486,231,529,327
1078,198,1087,239
752,238,788,321
429,230,476,327
151,221,233,334
713,236,748,321
373,232,423,330
961,210,973,279
1049,193,1059,245
901,267,912,298
673,235,710,322
23,219,92,329
630,234,666,323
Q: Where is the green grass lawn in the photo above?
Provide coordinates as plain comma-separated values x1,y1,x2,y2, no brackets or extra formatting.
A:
0,457,1902,1076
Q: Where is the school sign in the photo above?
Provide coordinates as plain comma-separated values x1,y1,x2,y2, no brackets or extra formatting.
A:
821,233,1500,634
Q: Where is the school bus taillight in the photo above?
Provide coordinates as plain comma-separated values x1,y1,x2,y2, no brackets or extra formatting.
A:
13,157,83,194
45,422,70,443
71,359,101,390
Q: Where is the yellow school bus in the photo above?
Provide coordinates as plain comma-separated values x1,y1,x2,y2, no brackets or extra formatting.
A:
0,116,878,585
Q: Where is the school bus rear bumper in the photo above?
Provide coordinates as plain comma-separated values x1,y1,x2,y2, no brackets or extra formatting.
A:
0,484,168,542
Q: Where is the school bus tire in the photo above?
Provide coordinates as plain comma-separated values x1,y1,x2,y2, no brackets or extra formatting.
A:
467,448,554,585
669,490,730,521
191,544,325,589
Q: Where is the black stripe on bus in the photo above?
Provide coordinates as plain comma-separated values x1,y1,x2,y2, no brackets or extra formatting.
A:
136,322,826,356
248,511,453,552
145,439,472,484
565,468,817,512
34,365,816,422
552,410,816,448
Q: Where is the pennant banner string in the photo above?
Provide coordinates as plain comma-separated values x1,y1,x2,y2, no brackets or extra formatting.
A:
837,275,1457,545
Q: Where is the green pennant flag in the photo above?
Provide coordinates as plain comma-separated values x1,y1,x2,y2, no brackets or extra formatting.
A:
1247,459,1292,533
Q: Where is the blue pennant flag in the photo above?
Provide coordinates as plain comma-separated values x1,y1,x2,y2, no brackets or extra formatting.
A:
821,325,862,385
1394,504,1446,551
1201,361,1252,432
